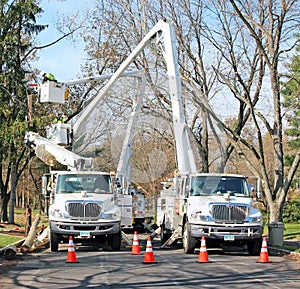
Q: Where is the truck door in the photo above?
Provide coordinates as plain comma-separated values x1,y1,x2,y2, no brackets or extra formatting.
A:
178,176,189,215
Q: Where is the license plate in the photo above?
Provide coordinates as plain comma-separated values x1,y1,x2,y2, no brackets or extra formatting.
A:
224,235,235,241
80,231,90,238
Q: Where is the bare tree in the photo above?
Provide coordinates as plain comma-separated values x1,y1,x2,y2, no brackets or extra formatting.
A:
73,0,300,221
203,0,300,222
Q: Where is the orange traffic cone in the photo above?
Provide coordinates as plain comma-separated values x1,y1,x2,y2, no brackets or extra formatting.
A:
131,231,142,255
257,236,271,263
142,236,157,264
197,236,210,263
66,236,79,263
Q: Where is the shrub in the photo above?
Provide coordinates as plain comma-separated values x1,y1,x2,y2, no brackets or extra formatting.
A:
283,198,300,222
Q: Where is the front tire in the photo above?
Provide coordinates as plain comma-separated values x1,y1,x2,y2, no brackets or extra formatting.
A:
247,237,262,256
50,231,59,252
183,222,195,254
111,231,121,251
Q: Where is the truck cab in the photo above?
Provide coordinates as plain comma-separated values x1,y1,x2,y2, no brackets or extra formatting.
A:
43,171,121,251
157,173,263,255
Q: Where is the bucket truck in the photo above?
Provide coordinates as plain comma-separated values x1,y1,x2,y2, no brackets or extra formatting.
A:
26,72,140,251
25,132,122,252
145,23,263,255
26,96,146,252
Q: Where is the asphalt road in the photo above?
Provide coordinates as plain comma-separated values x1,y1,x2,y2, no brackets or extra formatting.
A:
0,237,299,289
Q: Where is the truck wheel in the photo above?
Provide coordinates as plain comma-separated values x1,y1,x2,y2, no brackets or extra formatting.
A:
183,222,195,254
247,237,262,256
111,231,121,251
50,231,59,252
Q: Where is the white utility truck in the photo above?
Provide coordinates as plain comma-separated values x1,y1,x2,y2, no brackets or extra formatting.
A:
145,21,264,255
25,131,122,251
42,170,121,251
157,174,263,254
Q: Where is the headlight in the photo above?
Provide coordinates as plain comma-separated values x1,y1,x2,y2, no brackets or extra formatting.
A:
101,213,113,219
49,208,69,219
190,213,214,222
101,209,120,220
246,216,262,223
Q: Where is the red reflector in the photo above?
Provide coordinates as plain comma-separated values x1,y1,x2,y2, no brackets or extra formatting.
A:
175,200,179,215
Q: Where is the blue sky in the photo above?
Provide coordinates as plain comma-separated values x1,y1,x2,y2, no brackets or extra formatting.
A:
34,0,91,82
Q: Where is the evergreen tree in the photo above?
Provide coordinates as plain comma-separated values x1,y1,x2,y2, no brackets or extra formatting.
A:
0,0,46,222
282,38,300,166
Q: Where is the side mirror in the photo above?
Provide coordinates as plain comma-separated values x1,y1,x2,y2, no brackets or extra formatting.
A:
251,190,263,201
256,191,262,199
42,175,48,195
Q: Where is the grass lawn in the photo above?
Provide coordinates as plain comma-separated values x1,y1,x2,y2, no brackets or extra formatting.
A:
0,208,48,249
284,222,300,240
0,234,24,248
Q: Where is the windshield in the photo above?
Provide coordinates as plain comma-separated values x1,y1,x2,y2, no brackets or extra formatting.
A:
56,174,111,194
190,176,250,197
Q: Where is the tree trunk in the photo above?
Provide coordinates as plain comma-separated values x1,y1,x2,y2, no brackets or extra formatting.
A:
22,188,25,208
268,200,283,223
1,191,10,222
21,214,41,253
8,164,17,224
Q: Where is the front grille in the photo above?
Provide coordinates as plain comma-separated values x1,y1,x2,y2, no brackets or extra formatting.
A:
211,204,248,221
66,202,102,218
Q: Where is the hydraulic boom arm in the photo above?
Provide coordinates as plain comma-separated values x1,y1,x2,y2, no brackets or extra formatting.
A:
116,97,142,193
72,19,197,174
25,132,93,171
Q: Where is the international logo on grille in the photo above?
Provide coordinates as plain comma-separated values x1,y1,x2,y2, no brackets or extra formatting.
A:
211,203,248,221
67,201,102,218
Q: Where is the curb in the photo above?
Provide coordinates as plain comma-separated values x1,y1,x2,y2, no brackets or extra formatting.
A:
0,238,26,260
269,246,291,256
268,242,300,261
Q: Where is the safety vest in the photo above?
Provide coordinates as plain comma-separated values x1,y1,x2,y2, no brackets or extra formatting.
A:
45,73,56,81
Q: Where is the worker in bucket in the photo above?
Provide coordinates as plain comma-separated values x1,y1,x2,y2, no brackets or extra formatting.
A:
41,71,57,83
52,113,68,124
